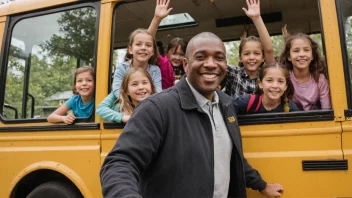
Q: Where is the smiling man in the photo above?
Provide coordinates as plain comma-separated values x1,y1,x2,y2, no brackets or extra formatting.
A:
100,32,283,198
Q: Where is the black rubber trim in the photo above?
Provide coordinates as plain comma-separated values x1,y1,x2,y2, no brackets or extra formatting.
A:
0,115,92,124
302,159,348,171
335,0,352,109
0,123,100,132
103,122,125,129
237,110,334,125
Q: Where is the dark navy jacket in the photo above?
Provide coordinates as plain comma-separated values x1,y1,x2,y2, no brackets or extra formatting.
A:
100,76,266,198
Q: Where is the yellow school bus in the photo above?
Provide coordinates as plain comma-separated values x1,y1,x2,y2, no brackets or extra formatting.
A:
0,0,351,197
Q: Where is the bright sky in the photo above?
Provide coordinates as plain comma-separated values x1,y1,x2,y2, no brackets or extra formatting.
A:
0,0,11,4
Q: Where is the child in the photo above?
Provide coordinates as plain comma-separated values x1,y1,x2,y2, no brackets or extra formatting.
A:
97,67,156,123
279,32,331,110
48,66,95,124
225,0,275,99
112,28,162,98
166,37,186,83
234,62,298,114
147,0,187,85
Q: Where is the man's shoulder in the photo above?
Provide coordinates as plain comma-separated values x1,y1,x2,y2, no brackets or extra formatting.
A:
217,89,232,103
143,86,180,106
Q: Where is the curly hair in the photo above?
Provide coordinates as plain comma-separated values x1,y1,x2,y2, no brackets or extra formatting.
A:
279,33,327,82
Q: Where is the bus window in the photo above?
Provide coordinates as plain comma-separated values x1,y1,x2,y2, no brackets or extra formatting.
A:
338,0,352,108
1,7,97,121
110,48,127,92
110,0,333,125
226,34,324,67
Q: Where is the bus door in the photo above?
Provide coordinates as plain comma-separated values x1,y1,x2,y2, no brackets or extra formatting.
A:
337,0,352,186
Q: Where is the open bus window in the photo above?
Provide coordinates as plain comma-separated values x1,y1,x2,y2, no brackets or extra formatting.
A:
110,0,333,125
110,48,127,92
1,6,97,121
338,0,352,108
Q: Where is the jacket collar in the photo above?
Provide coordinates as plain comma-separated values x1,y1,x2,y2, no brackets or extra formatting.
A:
176,76,232,110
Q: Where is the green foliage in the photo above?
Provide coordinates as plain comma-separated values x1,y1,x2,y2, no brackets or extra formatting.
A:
271,35,284,59
225,41,240,66
225,34,323,66
41,8,97,66
3,6,97,119
3,52,25,119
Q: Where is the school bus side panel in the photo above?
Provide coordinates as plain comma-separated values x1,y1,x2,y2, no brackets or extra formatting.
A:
243,122,344,197
244,0,350,197
0,129,102,198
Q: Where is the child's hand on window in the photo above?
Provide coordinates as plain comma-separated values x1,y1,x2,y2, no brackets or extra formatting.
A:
122,115,131,123
63,112,76,124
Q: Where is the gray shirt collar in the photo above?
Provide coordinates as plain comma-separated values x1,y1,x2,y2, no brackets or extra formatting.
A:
186,77,219,107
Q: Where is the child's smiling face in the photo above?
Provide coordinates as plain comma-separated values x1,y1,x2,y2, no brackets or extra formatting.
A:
167,45,185,67
240,41,264,73
127,71,152,106
75,71,95,99
259,67,287,102
128,33,155,65
288,38,313,71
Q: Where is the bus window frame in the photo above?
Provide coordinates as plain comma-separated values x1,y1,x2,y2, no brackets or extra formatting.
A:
335,0,352,110
102,1,130,129
233,0,334,125
108,1,130,95
0,1,101,124
109,0,335,126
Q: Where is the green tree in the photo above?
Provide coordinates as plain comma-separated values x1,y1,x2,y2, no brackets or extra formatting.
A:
225,41,241,66
3,47,25,119
3,6,98,119
41,8,97,66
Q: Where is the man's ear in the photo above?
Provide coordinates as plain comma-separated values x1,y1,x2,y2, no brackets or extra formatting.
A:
183,58,188,73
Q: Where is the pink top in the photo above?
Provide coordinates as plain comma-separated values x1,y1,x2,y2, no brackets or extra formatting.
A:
290,70,331,110
158,55,175,89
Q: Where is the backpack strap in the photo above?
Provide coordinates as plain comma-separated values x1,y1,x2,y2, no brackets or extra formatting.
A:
246,94,262,113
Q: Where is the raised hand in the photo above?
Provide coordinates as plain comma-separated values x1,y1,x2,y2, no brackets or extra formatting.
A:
154,0,173,20
242,0,260,19
282,24,289,39
240,23,248,41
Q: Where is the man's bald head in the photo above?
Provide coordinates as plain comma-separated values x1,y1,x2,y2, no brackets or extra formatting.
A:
185,32,225,59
